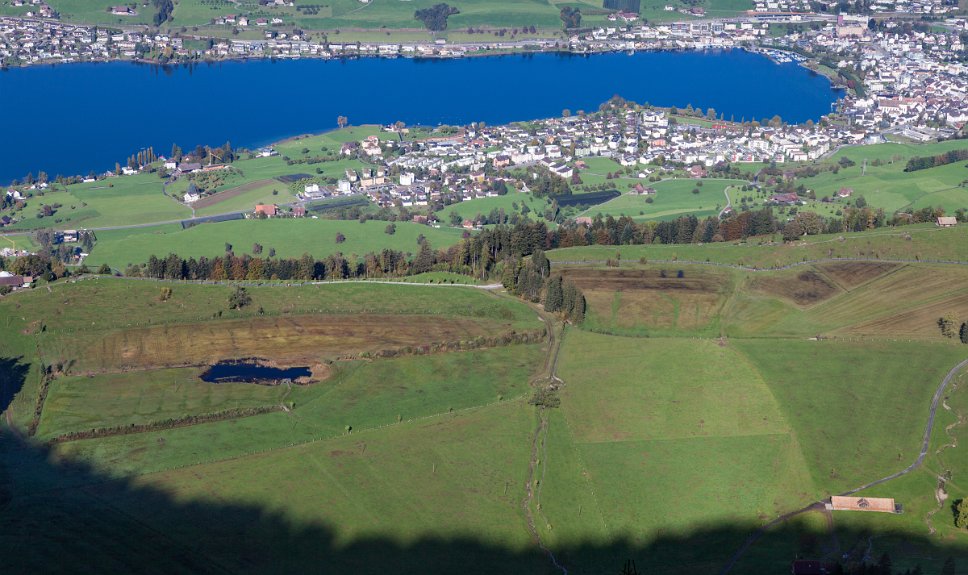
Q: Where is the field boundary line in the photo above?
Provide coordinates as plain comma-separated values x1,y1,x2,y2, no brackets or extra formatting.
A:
130,396,530,480
553,256,968,272
719,357,968,575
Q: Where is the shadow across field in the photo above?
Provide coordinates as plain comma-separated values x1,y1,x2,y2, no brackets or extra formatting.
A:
0,356,29,416
2,430,968,575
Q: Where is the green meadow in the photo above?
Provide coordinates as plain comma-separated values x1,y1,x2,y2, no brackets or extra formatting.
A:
800,140,968,213
435,192,550,223
548,222,968,267
581,177,742,221
6,243,968,573
83,218,467,269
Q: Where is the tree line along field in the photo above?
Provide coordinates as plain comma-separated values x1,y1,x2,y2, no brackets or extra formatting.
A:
548,221,968,268
82,218,468,270
4,250,968,573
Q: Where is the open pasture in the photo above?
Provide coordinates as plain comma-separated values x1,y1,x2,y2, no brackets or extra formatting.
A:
38,342,543,445
581,178,741,222
547,331,818,571
559,266,732,336
4,173,191,231
796,140,968,213
72,312,529,373
83,218,467,269
96,399,543,572
547,223,968,268
36,366,286,438
733,338,968,493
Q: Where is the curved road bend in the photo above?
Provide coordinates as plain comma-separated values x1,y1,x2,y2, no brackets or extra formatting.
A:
719,358,968,575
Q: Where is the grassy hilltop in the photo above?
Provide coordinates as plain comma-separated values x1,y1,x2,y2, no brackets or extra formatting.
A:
4,225,968,573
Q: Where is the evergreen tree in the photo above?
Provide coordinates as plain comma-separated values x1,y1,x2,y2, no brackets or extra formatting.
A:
413,241,434,274
544,275,563,313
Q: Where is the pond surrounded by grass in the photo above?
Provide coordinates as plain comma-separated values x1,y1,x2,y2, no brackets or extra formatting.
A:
201,361,312,385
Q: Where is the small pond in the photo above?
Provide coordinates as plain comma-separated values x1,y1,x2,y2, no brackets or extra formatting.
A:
201,361,312,384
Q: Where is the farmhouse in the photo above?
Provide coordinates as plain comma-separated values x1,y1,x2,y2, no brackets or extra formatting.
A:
0,271,28,291
769,192,801,206
254,204,277,217
828,496,899,513
632,183,656,195
937,216,958,227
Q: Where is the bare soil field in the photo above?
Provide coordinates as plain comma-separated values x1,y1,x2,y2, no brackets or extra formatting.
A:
75,314,527,373
192,178,280,210
842,292,968,338
815,262,902,290
750,270,841,306
560,267,731,333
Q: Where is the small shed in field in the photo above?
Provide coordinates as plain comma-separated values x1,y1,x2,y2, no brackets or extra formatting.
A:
937,216,958,227
828,496,899,513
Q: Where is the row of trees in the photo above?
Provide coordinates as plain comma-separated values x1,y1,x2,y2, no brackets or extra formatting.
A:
904,149,968,172
126,147,158,170
136,248,426,282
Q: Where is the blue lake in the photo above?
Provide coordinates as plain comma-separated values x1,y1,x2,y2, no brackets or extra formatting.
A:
0,50,843,183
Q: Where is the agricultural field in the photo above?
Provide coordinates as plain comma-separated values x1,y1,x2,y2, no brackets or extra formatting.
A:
580,177,741,222
43,0,157,25
559,266,733,336
6,232,968,573
435,192,550,224
2,172,192,231
146,0,602,31
795,140,968,214
83,217,468,270
547,221,968,268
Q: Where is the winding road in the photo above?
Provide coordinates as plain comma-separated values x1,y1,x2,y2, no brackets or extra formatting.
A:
719,357,968,575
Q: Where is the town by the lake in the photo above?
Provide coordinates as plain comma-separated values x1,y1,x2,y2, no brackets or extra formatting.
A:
3,2,968,575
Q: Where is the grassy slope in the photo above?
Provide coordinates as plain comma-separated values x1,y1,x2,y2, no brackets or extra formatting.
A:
47,344,543,472
435,192,549,223
84,218,467,268
115,401,542,572
581,178,742,222
733,339,967,494
4,173,191,231
802,141,968,213
547,223,968,267
547,330,816,573
8,246,968,572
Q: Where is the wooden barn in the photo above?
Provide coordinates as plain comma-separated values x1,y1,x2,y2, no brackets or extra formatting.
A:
828,496,899,513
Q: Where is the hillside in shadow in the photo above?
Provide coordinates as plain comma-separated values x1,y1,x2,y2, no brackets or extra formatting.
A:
2,355,968,575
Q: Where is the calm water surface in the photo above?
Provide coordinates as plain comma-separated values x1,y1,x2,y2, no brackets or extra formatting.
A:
0,50,843,182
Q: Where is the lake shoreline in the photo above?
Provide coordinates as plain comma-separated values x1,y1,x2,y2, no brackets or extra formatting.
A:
0,50,844,182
